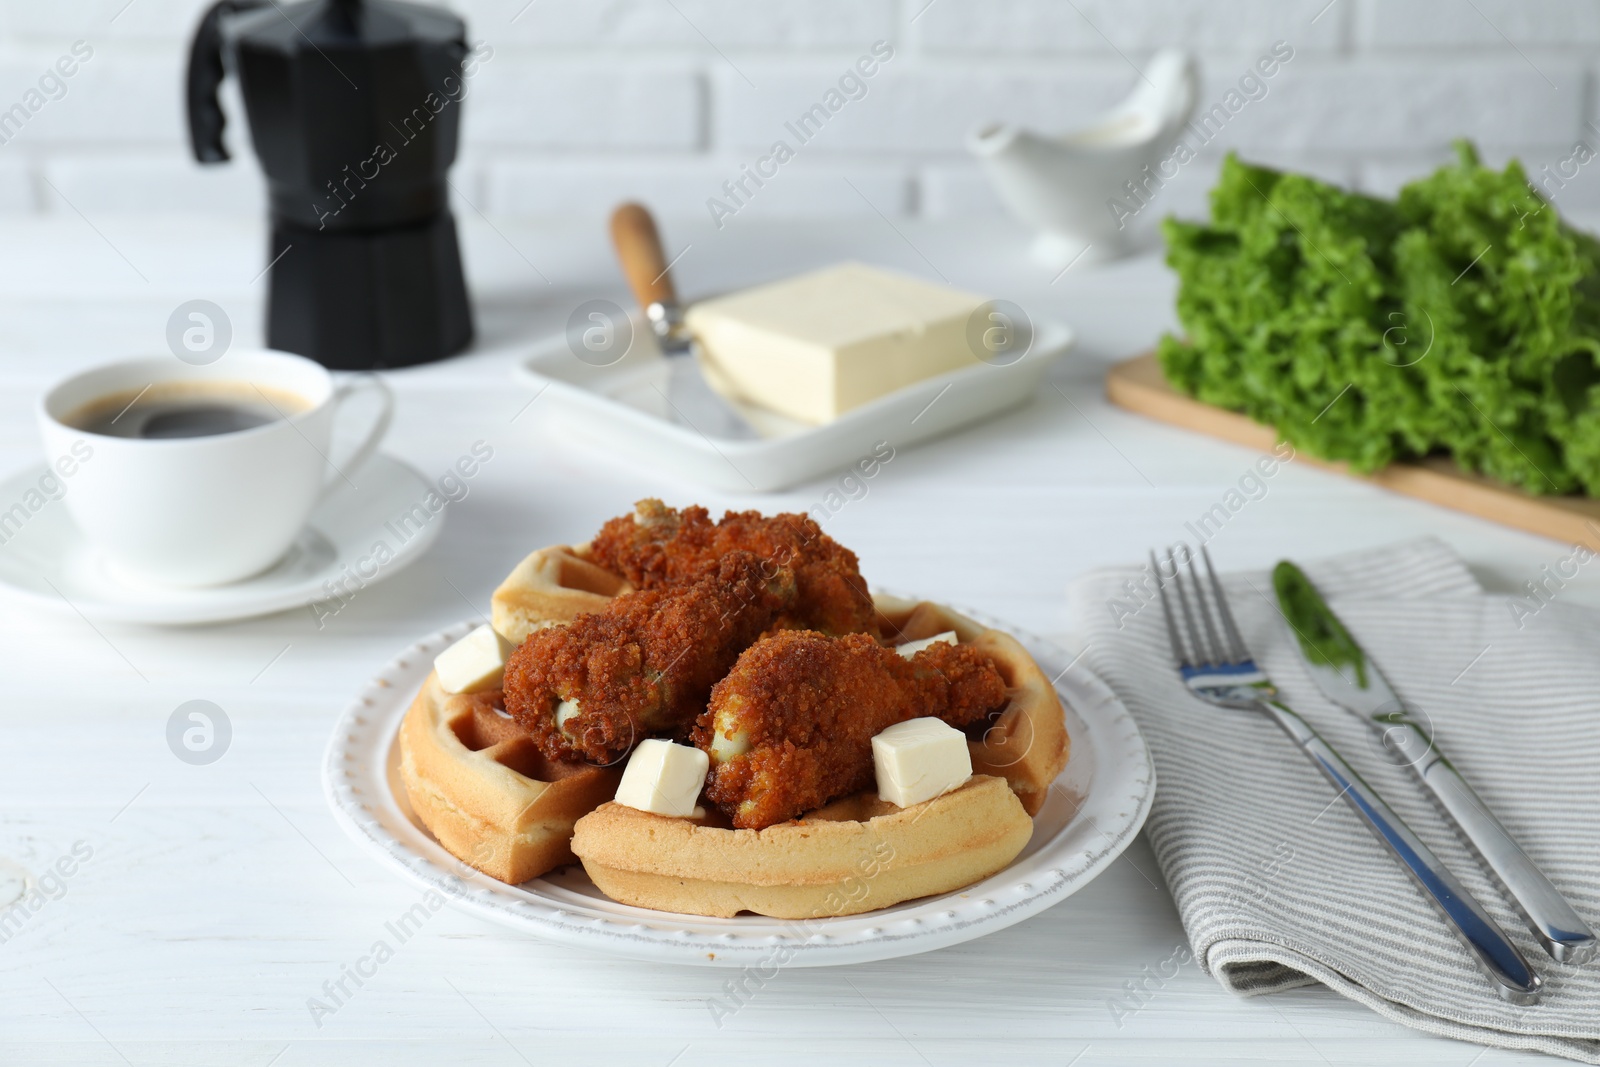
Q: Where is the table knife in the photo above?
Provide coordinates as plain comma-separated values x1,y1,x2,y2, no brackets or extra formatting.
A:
608,202,760,441
1273,560,1597,966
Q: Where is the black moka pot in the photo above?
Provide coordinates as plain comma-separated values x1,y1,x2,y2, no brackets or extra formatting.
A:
187,0,473,369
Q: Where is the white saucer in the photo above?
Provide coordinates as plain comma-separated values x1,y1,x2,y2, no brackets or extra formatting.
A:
323,601,1155,967
0,453,443,625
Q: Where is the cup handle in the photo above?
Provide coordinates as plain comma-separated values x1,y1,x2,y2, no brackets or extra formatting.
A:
318,373,395,501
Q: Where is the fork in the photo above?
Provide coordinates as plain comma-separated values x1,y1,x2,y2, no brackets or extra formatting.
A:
1151,545,1542,1005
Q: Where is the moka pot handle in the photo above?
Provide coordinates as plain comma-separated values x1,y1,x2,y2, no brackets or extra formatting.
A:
185,0,270,163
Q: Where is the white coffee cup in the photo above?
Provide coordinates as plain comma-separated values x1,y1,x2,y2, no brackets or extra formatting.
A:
38,349,393,587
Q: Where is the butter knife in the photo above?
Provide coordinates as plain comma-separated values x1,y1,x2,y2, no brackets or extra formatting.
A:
1273,560,1597,965
608,202,760,441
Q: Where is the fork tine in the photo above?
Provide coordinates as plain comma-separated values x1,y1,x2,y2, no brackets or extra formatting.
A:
1169,544,1215,666
1187,546,1229,666
1201,546,1248,663
1150,549,1189,666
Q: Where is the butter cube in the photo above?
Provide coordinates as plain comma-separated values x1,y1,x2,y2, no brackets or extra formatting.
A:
895,631,958,658
615,739,709,818
686,262,989,424
872,717,972,808
434,624,515,695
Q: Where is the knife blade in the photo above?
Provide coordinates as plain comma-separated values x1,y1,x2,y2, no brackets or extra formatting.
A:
1273,559,1597,965
608,202,760,441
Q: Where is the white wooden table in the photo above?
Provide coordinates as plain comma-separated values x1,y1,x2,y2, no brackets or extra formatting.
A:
2,211,1591,1065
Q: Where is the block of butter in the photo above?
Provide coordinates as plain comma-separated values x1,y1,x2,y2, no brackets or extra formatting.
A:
615,739,709,818
871,717,972,808
685,262,989,424
433,624,514,695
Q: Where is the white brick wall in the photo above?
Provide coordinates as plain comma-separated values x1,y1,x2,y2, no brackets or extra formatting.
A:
0,0,1596,231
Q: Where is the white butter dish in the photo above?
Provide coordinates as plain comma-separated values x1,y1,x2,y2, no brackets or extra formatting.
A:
514,311,1072,492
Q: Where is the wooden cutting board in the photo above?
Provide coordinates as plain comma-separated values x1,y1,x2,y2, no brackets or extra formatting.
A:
1105,352,1600,548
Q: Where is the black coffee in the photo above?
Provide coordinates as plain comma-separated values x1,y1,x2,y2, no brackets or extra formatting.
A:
64,382,312,440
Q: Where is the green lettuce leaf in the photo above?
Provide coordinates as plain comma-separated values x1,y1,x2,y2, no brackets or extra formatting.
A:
1160,143,1600,495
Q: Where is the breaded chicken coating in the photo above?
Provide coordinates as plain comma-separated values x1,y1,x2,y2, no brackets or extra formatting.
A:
504,551,797,764
589,498,878,638
692,630,1009,829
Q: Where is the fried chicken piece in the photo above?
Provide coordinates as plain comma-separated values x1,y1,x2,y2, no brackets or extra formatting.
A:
692,631,1009,829
589,499,878,638
504,551,797,764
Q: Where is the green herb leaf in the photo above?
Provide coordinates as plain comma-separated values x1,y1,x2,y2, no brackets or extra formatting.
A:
1272,561,1366,686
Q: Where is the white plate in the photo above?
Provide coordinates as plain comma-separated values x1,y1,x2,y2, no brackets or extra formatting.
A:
322,602,1155,967
514,316,1074,492
0,453,442,625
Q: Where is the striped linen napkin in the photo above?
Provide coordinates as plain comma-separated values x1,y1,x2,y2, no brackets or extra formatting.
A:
1066,537,1600,1062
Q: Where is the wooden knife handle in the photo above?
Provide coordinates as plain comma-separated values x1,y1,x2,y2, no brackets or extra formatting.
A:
609,202,677,309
